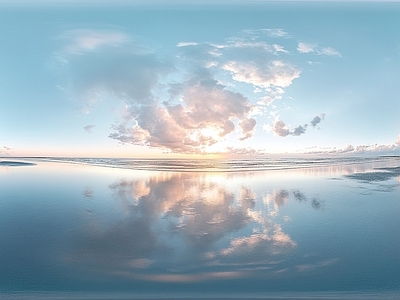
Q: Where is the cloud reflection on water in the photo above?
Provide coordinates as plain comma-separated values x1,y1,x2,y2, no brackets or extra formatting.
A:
68,172,328,283
2,159,400,294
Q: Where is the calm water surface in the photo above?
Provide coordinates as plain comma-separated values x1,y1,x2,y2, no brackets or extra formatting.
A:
1,157,400,299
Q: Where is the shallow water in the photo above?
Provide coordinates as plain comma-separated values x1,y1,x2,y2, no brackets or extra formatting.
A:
1,157,400,299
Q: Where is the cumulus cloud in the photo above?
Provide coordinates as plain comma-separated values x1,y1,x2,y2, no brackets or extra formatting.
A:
57,27,337,154
292,124,307,136
223,60,300,88
268,113,325,138
176,28,304,113
310,113,325,127
271,120,291,137
257,86,285,106
84,124,95,133
297,42,316,53
110,73,255,153
270,120,307,137
176,42,222,67
238,118,257,141
310,116,321,127
169,75,252,129
302,134,400,155
111,105,196,153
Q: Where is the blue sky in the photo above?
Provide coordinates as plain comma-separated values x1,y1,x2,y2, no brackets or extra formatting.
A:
1,1,400,158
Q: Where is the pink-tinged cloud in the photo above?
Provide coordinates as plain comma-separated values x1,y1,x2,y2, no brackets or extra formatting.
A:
110,74,255,153
0,146,12,156
59,27,339,154
271,120,291,137
303,134,400,155
297,42,341,57
239,118,256,141
270,120,306,137
223,60,300,88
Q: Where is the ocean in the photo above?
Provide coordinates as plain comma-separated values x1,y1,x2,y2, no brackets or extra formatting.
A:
1,156,399,299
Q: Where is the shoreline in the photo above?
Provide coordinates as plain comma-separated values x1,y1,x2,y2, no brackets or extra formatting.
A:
2,156,399,174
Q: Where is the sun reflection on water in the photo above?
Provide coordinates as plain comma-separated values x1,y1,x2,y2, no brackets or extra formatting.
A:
1,158,400,295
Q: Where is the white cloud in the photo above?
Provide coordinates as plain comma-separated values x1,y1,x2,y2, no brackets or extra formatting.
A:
176,42,198,47
320,47,341,57
297,42,341,57
224,40,267,51
297,42,316,53
257,87,285,106
223,60,300,88
0,146,12,156
302,134,400,155
57,27,340,154
273,44,289,54
223,40,288,55
242,28,289,38
110,74,255,153
220,227,295,257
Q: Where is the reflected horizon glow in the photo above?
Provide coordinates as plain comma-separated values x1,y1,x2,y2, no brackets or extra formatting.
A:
1,157,400,299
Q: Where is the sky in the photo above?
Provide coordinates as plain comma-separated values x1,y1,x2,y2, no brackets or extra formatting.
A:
1,1,400,158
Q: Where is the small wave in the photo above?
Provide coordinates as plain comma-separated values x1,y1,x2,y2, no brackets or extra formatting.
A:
22,156,399,172
0,161,36,167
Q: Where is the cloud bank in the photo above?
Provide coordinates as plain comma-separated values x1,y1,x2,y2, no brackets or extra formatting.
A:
0,146,12,156
302,134,400,155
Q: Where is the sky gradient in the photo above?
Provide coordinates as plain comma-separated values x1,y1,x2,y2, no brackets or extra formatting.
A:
1,1,400,158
